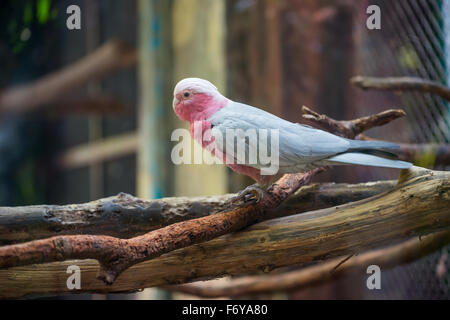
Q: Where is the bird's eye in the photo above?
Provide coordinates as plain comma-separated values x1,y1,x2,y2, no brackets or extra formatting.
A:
184,92,190,98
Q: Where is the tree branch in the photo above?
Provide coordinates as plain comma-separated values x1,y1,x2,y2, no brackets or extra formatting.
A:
300,105,406,139
0,169,323,285
301,105,450,166
49,95,128,116
0,180,395,245
351,76,450,101
0,39,136,113
167,230,450,298
0,166,448,298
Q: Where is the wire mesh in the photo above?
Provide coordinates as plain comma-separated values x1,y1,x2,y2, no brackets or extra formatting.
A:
358,0,449,299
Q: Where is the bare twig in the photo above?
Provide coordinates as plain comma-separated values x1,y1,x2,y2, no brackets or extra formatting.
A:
300,105,405,139
330,254,354,274
351,76,450,101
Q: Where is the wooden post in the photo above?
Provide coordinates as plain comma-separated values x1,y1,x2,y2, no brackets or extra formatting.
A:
137,0,174,199
85,0,104,201
137,0,175,299
172,0,227,196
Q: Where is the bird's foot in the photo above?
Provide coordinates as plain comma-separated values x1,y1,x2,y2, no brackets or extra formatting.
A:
232,184,266,205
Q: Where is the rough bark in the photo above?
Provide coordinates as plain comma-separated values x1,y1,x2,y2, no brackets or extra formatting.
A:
0,166,448,298
0,180,395,245
167,230,450,298
0,169,323,285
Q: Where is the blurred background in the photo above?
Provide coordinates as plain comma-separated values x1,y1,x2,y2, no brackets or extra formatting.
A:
0,0,448,299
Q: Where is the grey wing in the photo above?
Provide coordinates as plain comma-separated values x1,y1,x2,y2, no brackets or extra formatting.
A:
209,116,262,167
208,102,351,170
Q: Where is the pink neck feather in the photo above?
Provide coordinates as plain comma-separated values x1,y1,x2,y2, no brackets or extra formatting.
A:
175,93,228,123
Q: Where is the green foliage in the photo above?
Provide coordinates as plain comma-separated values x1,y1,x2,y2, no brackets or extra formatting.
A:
23,1,33,25
3,0,58,55
37,0,51,24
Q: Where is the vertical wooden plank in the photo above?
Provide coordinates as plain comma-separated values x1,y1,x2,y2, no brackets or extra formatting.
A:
172,0,227,196
137,0,174,300
137,0,174,200
85,0,104,201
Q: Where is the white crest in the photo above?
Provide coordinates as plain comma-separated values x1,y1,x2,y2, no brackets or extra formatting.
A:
174,78,219,96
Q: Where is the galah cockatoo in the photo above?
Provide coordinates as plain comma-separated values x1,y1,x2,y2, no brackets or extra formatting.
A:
173,78,411,200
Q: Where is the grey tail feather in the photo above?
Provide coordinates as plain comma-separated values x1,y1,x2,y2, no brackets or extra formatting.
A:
347,139,400,158
347,139,400,151
354,149,399,159
326,152,412,169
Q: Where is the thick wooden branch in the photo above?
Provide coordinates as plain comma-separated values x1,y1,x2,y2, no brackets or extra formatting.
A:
0,39,136,113
167,230,450,298
0,169,323,285
0,180,395,245
0,166,448,298
351,76,450,101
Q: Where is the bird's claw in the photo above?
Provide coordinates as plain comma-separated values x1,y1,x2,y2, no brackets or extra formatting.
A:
232,184,266,204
